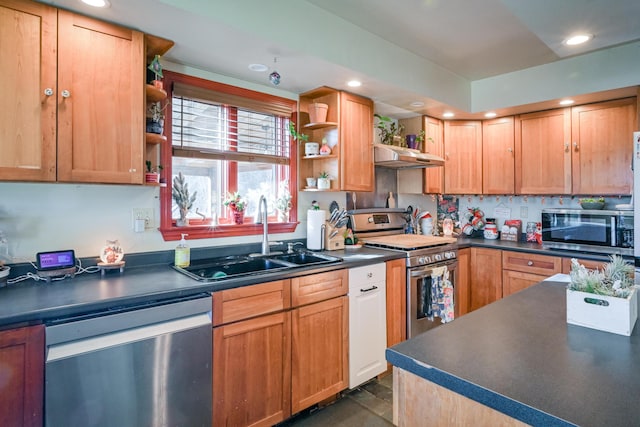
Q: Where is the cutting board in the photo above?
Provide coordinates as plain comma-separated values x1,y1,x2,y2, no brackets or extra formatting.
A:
362,234,457,249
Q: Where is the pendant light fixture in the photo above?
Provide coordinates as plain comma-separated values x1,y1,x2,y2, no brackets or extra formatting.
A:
269,57,281,86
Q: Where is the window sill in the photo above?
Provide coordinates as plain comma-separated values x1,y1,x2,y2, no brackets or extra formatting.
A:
159,222,299,241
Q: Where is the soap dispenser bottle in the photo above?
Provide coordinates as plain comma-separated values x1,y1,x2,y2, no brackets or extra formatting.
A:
175,233,190,267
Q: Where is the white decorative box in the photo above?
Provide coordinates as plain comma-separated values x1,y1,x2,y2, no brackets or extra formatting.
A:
566,288,638,336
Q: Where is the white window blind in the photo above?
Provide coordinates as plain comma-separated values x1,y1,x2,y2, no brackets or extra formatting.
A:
171,82,292,165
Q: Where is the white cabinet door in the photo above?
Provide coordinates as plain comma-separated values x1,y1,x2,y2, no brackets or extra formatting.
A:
348,264,387,388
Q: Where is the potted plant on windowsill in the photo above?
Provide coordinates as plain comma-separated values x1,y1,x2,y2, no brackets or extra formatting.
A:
224,192,247,224
567,255,637,336
172,172,197,226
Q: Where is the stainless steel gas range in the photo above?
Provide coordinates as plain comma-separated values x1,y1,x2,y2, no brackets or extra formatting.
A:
348,209,459,338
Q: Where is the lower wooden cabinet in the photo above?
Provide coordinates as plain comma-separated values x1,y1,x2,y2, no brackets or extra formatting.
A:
561,257,606,273
213,270,349,426
213,312,291,427
469,247,503,311
456,248,471,316
385,258,406,350
0,324,44,427
502,251,561,297
291,296,348,413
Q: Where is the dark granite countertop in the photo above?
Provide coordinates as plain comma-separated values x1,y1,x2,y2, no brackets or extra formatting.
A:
0,247,401,328
386,280,640,427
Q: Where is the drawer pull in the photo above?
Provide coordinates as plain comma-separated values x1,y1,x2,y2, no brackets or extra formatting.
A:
360,285,378,293
527,260,534,266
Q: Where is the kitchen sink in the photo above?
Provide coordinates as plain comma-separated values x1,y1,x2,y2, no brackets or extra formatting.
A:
173,251,343,282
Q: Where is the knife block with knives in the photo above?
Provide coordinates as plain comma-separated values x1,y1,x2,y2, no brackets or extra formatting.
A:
325,206,348,250
325,225,346,250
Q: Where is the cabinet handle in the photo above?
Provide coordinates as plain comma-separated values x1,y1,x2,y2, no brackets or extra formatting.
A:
527,260,534,266
44,88,54,96
129,168,137,173
445,153,450,160
564,142,570,152
507,147,513,153
61,90,71,98
360,285,378,293
573,141,579,151
367,272,373,278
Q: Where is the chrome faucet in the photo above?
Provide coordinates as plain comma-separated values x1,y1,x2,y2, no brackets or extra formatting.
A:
257,195,270,255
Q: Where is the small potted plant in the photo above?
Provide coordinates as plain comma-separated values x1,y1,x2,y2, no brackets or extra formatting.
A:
224,192,247,224
275,180,292,222
172,172,197,226
146,101,168,134
289,122,321,157
145,160,162,184
317,171,331,190
374,114,404,145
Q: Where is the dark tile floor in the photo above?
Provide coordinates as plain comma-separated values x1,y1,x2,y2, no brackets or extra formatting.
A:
277,374,394,427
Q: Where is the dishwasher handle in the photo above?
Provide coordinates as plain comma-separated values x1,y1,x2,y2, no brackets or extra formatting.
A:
47,312,210,362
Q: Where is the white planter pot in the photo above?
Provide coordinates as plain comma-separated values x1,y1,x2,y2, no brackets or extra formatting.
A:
317,178,330,190
566,288,638,336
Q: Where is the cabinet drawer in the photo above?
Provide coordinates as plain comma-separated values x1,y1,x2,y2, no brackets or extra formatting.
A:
348,263,386,290
291,269,348,307
212,280,291,326
502,251,561,276
561,257,607,274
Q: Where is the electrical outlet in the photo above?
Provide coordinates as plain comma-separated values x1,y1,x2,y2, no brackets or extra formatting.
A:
520,206,528,218
132,208,154,230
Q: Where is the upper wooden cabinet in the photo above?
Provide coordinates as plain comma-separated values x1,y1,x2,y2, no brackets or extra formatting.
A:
0,0,144,184
0,0,57,181
299,87,374,192
56,10,144,183
443,121,482,194
515,108,572,194
482,117,515,194
424,116,445,194
571,97,636,195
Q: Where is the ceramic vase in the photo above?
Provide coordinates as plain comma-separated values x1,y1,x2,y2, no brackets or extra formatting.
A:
232,210,245,224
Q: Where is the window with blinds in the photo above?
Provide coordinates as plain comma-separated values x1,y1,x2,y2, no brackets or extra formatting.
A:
159,71,298,238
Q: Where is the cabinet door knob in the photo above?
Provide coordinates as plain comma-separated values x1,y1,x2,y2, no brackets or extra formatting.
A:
44,88,54,96
61,90,71,98
564,142,570,152
573,141,579,151
507,147,513,153
527,260,534,266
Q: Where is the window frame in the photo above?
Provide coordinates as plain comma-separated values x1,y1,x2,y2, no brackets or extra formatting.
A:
158,71,299,241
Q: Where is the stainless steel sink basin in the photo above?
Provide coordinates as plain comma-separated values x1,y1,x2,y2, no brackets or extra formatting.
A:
270,252,341,266
173,251,342,282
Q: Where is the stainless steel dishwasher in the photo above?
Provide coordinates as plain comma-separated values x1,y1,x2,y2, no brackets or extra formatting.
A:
45,293,212,427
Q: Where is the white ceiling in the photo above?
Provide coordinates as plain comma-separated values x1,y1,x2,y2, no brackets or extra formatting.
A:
44,0,640,119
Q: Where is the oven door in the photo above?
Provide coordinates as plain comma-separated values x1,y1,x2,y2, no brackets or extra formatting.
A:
407,260,457,338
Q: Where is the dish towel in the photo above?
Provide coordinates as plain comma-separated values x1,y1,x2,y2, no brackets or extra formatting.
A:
425,266,455,323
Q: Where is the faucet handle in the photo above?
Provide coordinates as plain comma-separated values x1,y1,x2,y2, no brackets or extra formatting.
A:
287,242,305,253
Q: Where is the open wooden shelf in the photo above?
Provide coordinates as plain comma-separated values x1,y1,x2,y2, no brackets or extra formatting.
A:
145,133,166,144
304,122,338,130
302,154,338,160
146,84,167,103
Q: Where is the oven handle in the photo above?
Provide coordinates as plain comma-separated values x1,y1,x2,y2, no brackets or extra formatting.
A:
409,260,457,277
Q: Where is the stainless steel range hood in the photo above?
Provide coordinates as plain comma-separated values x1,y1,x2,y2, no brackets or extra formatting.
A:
373,143,444,169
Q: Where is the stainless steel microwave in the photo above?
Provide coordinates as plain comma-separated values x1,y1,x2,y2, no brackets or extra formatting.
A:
541,208,634,256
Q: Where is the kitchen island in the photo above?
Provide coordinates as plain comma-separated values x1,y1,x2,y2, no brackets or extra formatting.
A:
386,279,640,427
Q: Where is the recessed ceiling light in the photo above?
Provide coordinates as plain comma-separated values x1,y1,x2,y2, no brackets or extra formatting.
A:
410,101,424,108
347,80,362,87
248,63,268,72
443,112,454,118
81,0,110,7
564,34,593,46
485,112,497,118
559,99,575,106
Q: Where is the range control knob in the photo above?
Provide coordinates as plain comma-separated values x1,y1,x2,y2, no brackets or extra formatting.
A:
444,252,452,259
434,254,442,262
